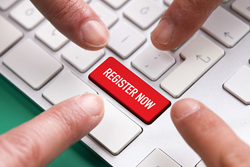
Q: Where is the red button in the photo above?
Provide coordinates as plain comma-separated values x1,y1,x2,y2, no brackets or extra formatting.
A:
89,57,171,124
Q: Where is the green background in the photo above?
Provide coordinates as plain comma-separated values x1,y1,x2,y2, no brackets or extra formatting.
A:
0,74,110,167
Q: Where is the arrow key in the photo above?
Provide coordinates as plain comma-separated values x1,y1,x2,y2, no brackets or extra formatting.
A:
202,6,249,47
161,35,224,98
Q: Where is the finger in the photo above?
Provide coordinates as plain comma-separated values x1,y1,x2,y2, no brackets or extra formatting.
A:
31,0,109,50
171,99,250,167
151,0,223,50
0,94,104,167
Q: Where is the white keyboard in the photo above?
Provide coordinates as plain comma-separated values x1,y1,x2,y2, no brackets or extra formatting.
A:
1,0,250,167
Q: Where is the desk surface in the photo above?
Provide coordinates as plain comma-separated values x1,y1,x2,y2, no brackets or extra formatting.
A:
0,74,110,167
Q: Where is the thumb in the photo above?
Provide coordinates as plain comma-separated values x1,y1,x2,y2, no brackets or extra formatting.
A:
0,94,104,167
171,99,250,167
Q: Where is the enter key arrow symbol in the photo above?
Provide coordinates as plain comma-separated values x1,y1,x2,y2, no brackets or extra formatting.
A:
196,55,211,63
224,32,233,39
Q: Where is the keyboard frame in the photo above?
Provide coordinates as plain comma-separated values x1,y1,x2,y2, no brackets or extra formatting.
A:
1,0,250,166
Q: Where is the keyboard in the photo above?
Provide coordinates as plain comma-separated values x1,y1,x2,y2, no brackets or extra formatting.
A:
1,0,250,166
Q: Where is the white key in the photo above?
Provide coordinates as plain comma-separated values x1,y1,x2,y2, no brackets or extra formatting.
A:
89,99,142,155
10,0,44,30
202,6,249,48
132,45,175,81
232,0,250,21
103,0,128,9
137,149,181,167
35,22,69,51
91,2,118,28
0,16,23,55
196,160,207,167
43,72,96,105
62,43,104,72
0,0,17,10
224,66,250,105
161,35,224,98
124,0,165,29
3,39,62,90
164,0,173,6
107,23,146,59
84,0,91,3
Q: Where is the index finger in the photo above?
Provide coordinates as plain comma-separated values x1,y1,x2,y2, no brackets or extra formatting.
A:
151,0,223,50
31,0,110,50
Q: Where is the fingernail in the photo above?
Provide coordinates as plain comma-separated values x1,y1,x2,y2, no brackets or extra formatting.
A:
81,20,109,47
172,99,200,120
151,19,173,45
77,94,104,117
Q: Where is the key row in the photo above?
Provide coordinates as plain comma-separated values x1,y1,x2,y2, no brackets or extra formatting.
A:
3,0,249,49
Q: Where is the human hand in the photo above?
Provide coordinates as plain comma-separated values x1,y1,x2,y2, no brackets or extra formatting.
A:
0,94,104,166
151,0,223,50
171,99,250,167
30,0,110,51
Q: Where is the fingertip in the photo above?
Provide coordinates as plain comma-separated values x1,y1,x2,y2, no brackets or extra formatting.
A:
80,20,110,50
76,94,104,117
171,98,200,121
151,18,174,50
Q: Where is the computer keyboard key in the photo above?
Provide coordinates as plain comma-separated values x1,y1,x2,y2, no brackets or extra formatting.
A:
62,43,104,73
0,16,23,56
107,23,146,59
43,72,97,105
89,57,171,124
196,160,207,167
161,35,224,98
89,99,142,155
223,66,250,105
124,0,165,29
232,0,250,21
137,149,181,167
132,45,175,81
91,2,118,29
103,0,128,9
3,39,63,90
202,6,249,48
10,0,44,30
164,0,173,6
0,0,17,10
35,22,69,51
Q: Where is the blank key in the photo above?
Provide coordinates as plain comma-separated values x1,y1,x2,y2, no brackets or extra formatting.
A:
202,6,249,48
137,149,181,167
124,0,165,29
161,35,224,98
43,72,97,105
224,66,250,105
0,0,17,10
3,39,62,90
89,99,142,155
0,16,23,55
103,0,128,9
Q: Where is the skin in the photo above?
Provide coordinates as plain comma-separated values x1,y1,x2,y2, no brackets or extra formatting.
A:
0,0,249,166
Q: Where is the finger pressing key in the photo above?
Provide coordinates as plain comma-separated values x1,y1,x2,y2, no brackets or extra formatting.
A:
171,99,250,167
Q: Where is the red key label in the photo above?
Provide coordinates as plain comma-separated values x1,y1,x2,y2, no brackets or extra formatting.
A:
89,57,171,124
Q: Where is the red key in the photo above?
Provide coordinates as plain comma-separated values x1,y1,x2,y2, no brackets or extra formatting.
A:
89,57,171,124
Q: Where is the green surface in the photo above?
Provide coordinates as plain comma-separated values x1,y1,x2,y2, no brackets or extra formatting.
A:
0,74,110,167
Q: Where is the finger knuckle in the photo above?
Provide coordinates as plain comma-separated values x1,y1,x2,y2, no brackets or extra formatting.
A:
1,132,42,166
